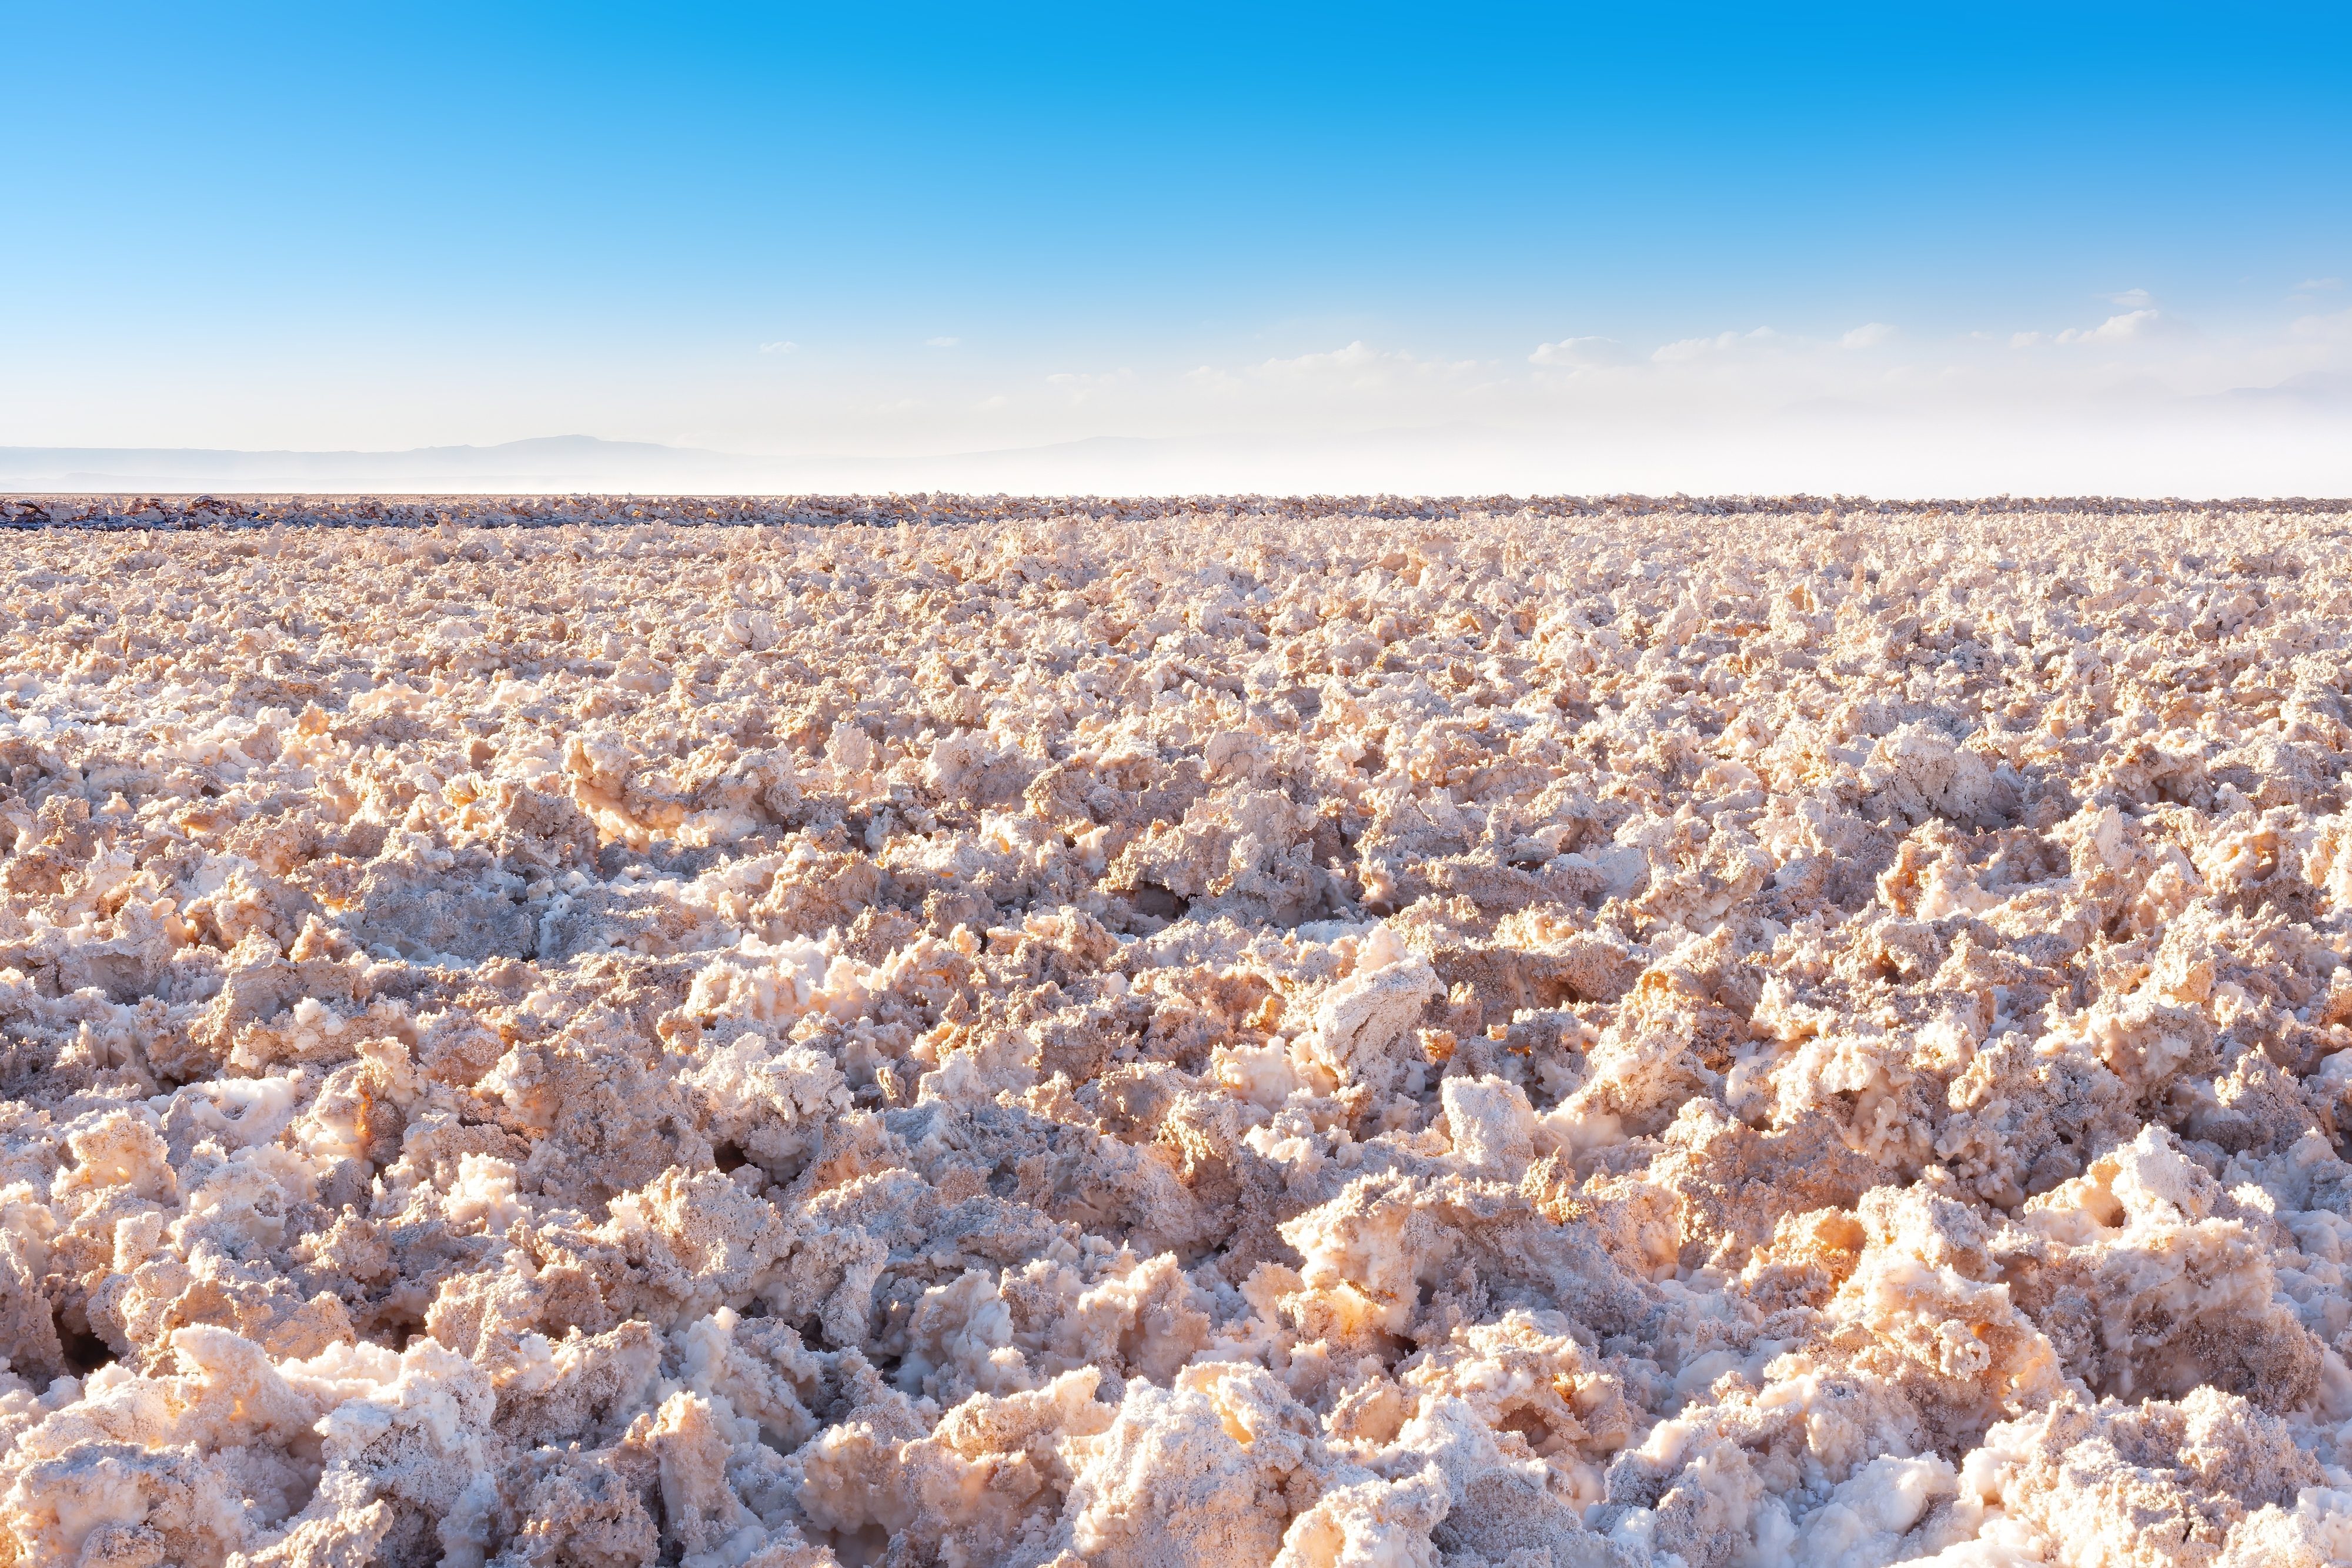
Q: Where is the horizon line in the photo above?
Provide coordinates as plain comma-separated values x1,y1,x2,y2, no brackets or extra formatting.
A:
8,492,2348,514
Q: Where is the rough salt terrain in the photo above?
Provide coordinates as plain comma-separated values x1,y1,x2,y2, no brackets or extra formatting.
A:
2,492,2351,1568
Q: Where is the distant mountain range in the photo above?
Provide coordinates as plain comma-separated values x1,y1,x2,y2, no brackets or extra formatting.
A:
0,434,796,494
0,429,1536,498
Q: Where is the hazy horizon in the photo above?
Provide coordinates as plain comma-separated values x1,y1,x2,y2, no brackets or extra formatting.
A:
6,412,2348,501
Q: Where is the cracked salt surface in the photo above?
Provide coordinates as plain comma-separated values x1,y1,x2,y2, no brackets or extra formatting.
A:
2,493,2352,1566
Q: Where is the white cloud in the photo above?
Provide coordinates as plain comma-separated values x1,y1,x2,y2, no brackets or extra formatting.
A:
759,340,798,354
1651,327,1781,363
2103,288,2154,309
2297,278,2341,290
2054,309,2189,345
2007,332,2043,348
926,336,961,348
1190,341,1481,394
1839,323,1897,349
1529,335,1635,367
1247,341,1387,377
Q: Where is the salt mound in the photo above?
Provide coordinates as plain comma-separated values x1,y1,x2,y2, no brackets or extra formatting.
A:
1,495,2350,1567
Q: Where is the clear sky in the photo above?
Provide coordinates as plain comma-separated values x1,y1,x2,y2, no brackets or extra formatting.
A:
4,2,2348,494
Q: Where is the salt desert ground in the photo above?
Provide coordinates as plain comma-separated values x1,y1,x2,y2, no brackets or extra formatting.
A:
6,491,2352,1568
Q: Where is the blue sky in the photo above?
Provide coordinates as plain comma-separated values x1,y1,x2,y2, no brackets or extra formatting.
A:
4,3,2348,492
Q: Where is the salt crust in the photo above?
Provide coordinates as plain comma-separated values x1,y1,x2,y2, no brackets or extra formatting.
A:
0,496,2350,1567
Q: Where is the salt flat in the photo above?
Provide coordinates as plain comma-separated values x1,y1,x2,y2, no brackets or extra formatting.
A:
2,494,2350,1567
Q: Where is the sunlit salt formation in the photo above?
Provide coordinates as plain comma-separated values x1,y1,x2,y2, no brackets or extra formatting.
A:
1,494,2350,1567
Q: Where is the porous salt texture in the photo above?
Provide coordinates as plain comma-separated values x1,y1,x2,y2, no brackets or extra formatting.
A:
1,495,2350,1567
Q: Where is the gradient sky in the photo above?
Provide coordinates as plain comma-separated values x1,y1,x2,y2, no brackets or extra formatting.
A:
5,2,2348,492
